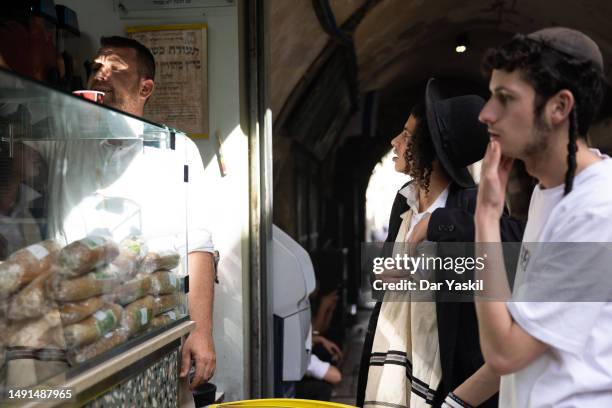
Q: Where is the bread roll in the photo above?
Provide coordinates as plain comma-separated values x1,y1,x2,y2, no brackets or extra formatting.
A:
112,237,148,279
121,295,155,336
114,274,151,305
8,270,55,321
0,240,61,298
149,271,180,295
71,329,128,364
153,293,180,316
47,264,120,302
59,296,106,326
59,236,119,277
7,310,64,349
138,251,180,274
150,309,181,329
63,303,122,348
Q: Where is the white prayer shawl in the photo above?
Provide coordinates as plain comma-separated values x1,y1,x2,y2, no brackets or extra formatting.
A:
364,209,442,408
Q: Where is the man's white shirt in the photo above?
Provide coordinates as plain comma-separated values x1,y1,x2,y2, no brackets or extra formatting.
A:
26,121,213,263
500,151,612,408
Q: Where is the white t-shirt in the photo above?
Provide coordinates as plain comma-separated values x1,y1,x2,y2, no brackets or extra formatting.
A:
27,123,213,258
501,152,612,408
306,353,331,380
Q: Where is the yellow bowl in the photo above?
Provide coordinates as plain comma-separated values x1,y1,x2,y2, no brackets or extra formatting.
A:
209,398,356,407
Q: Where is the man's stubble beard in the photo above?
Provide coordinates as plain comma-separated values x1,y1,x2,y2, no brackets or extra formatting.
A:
106,88,140,116
523,112,552,159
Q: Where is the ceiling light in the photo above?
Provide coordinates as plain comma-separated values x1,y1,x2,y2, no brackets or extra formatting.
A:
455,33,469,53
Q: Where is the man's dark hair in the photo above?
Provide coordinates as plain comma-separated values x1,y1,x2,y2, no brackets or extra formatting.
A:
482,34,606,194
100,36,155,81
404,101,447,193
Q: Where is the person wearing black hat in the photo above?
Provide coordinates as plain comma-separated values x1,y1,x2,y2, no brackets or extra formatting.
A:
475,27,612,407
359,79,524,408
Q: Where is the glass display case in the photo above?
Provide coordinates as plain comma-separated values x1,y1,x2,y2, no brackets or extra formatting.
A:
0,67,194,404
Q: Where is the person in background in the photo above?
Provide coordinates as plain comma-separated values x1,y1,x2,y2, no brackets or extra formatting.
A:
475,27,612,407
312,288,339,335
358,79,524,408
296,279,344,401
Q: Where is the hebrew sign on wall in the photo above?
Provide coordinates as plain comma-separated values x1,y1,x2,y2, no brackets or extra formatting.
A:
127,24,209,138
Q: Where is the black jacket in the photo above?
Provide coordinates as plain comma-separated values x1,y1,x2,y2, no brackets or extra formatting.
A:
356,181,525,407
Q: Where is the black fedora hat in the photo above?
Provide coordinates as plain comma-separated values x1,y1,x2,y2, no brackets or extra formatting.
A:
425,78,489,188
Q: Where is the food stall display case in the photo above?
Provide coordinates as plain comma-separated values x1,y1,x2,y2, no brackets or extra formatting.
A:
0,67,194,407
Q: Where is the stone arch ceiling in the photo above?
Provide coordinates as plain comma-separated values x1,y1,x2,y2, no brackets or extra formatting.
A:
269,0,612,117
269,0,368,117
354,0,612,92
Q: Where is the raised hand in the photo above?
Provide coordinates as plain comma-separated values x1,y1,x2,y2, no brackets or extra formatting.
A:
476,140,514,221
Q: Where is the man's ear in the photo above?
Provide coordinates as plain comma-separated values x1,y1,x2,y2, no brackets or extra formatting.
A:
549,89,575,126
140,78,154,100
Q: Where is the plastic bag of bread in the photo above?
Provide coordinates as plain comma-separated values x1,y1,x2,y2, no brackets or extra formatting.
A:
149,271,180,295
153,293,180,316
150,309,181,329
0,240,61,299
47,264,120,302
138,251,180,274
112,237,148,279
8,270,55,321
59,236,119,277
63,303,122,348
121,295,155,336
59,296,106,326
7,309,65,349
114,274,151,305
71,329,128,364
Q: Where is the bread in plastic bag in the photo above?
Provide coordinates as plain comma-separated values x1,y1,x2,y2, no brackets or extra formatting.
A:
47,264,121,302
150,309,181,329
71,329,128,364
63,303,122,348
59,236,119,277
112,237,148,279
8,269,55,321
59,296,107,326
138,251,180,274
121,295,155,336
114,274,151,305
149,271,180,295
7,309,65,349
153,293,180,316
0,240,61,299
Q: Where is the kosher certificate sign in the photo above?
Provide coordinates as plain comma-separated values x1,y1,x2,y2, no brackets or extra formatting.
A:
127,24,208,138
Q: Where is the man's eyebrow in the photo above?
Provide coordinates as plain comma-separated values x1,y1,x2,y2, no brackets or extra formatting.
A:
97,50,128,62
492,86,512,93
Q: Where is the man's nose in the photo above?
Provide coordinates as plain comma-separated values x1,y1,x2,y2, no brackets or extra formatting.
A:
391,134,400,147
95,64,111,81
478,99,495,125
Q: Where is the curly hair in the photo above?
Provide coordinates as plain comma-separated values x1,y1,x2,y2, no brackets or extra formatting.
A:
482,34,606,194
403,101,441,193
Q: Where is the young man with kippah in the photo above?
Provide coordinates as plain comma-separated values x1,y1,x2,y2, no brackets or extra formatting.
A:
474,27,612,407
